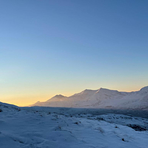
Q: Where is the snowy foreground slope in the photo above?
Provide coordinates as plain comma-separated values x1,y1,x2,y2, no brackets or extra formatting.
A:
33,86,148,109
1,102,148,148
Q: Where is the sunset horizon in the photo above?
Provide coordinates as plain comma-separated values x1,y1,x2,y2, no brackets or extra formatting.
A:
0,1,148,147
1,0,148,106
2,85,147,107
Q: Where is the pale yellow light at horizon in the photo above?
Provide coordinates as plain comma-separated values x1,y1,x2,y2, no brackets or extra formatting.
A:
0,86,143,107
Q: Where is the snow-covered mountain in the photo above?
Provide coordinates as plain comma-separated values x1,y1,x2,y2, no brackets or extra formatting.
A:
32,86,148,110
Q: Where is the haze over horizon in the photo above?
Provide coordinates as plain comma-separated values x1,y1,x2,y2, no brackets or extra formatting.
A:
0,0,148,106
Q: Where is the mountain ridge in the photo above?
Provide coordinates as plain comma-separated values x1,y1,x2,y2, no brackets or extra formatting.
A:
32,86,148,110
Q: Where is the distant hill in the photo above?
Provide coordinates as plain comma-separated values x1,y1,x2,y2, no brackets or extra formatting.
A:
32,86,148,110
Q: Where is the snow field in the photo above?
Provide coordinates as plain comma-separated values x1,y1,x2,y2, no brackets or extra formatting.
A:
0,103,148,148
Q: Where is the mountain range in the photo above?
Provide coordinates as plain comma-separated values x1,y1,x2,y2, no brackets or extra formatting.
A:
32,86,148,110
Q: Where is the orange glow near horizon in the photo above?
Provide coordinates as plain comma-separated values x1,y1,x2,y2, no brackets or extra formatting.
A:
1,0,148,109
0,86,144,107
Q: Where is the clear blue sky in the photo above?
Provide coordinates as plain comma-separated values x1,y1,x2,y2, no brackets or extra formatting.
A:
0,0,148,106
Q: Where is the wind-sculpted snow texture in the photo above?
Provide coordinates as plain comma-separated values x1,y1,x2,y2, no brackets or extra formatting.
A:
0,102,148,148
33,86,148,110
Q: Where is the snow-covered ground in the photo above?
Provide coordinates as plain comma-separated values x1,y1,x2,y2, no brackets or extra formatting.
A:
0,102,148,148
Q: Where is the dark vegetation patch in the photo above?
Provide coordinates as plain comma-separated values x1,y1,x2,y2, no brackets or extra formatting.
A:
127,124,147,131
13,139,24,144
74,122,79,125
3,105,8,108
96,117,104,121
16,108,21,111
0,109,2,112
74,121,81,125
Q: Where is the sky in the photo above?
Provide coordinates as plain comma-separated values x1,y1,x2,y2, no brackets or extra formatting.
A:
0,0,148,106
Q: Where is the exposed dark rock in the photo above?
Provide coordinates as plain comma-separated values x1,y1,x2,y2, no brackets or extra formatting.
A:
74,122,79,125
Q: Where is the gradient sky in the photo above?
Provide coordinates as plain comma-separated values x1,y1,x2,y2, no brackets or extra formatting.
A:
0,0,148,106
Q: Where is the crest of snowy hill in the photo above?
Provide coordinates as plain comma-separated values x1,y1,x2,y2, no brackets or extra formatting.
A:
32,86,148,110
0,102,21,112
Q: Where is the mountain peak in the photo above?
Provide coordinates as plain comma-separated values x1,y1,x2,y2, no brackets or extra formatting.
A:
99,87,109,91
81,89,98,94
83,89,93,92
95,88,119,95
54,94,65,98
140,86,148,92
46,94,66,102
